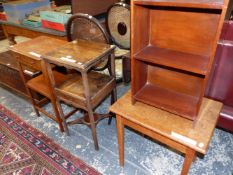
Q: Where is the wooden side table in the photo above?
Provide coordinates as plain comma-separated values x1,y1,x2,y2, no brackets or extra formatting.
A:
42,39,117,150
110,91,222,175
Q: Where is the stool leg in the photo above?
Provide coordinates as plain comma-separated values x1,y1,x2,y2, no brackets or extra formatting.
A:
88,108,99,150
27,88,40,117
41,60,69,135
56,100,70,136
81,71,99,150
17,62,40,117
51,99,64,133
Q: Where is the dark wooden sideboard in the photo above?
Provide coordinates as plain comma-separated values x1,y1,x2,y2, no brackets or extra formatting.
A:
205,20,233,132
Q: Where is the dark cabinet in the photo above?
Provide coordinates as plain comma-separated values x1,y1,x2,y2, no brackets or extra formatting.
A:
0,25,5,40
72,0,117,16
205,20,233,132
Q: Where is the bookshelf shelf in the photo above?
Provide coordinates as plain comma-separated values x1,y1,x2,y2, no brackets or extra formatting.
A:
134,45,209,75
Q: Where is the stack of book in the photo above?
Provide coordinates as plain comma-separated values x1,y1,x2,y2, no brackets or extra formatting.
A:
22,14,41,27
40,5,71,32
2,0,50,24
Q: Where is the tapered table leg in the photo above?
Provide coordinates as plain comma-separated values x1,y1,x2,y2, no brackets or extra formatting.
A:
8,34,17,45
181,148,196,175
116,114,124,166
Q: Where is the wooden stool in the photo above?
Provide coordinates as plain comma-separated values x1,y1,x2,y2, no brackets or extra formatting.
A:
10,36,76,133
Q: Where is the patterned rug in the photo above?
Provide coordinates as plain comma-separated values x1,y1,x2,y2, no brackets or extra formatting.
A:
0,104,101,175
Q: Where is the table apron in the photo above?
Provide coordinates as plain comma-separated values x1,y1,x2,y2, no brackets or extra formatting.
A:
122,117,190,154
2,25,66,40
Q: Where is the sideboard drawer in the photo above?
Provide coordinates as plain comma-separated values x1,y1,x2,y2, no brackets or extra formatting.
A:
17,54,41,70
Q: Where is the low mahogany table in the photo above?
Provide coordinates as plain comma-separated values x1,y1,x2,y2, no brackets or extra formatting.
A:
0,20,66,45
110,90,222,175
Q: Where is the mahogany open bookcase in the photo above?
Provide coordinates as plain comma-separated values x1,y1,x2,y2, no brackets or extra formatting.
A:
131,0,229,121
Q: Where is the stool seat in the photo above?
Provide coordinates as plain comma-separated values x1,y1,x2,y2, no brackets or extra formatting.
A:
56,71,115,109
27,70,70,98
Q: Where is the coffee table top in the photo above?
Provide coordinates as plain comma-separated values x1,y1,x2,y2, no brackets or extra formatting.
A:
110,90,222,154
42,39,115,71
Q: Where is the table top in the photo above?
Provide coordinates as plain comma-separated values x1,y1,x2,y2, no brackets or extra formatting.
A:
10,36,67,60
42,39,115,71
0,20,66,37
110,90,222,154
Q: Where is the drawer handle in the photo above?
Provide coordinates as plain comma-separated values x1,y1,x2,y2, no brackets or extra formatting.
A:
29,52,41,58
23,69,40,76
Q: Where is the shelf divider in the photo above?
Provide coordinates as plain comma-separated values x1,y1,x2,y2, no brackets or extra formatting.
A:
134,45,209,75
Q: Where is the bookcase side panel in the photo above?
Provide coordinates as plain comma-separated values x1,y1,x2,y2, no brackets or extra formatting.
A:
131,4,150,97
132,5,150,54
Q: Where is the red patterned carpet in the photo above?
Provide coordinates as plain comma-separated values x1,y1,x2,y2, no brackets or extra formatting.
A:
0,104,101,175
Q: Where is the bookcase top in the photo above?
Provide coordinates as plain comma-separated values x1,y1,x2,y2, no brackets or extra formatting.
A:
134,0,226,9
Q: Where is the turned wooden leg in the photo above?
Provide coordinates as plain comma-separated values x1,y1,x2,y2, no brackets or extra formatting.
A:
116,114,124,166
181,148,196,175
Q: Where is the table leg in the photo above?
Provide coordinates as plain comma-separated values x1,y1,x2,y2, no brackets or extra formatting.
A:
81,71,99,150
181,148,196,175
2,25,16,45
7,34,17,45
116,114,124,166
